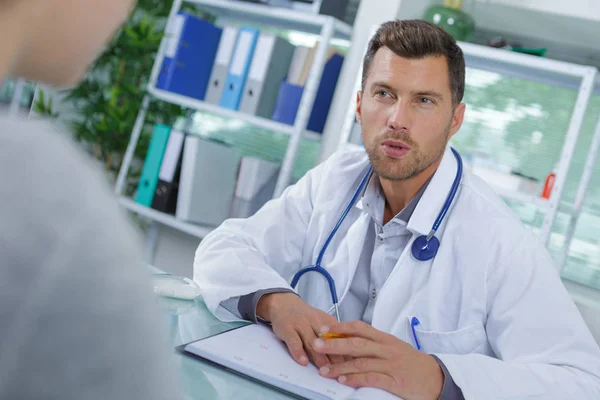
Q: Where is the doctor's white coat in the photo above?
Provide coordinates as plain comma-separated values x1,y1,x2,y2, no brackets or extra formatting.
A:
194,146,600,399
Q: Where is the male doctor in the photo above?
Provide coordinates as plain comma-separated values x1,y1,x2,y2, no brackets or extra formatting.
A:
194,20,600,399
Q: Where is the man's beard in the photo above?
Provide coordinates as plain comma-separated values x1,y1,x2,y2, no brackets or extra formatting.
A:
365,126,451,181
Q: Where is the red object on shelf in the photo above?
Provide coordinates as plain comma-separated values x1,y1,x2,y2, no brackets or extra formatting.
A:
541,171,556,199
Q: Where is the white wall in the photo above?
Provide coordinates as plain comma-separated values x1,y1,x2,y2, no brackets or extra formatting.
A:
481,0,600,21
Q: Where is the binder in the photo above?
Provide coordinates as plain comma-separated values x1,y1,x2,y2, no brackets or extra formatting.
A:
271,52,344,133
135,125,171,207
151,129,185,214
287,46,311,86
219,27,260,110
298,45,317,86
156,13,222,101
176,136,241,226
205,26,239,105
306,52,344,133
238,34,295,118
230,157,280,219
271,81,304,126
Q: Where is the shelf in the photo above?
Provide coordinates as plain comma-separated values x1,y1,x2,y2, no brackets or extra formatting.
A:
459,41,598,90
148,87,322,142
488,186,550,210
187,0,353,39
119,197,214,239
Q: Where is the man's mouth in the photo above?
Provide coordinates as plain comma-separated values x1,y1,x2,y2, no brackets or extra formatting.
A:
381,140,411,158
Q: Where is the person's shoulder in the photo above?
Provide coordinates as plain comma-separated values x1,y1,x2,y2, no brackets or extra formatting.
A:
456,169,546,250
0,116,132,243
0,117,114,206
454,170,557,274
458,170,524,224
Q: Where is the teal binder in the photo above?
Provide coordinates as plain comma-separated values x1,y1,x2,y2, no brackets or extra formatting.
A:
135,124,172,207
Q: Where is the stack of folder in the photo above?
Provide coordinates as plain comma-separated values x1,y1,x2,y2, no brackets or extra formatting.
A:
154,15,345,134
135,125,282,227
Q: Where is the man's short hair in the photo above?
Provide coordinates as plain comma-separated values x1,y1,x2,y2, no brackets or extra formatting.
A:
362,20,466,106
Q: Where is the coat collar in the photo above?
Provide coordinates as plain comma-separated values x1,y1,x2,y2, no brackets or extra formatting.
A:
407,146,460,236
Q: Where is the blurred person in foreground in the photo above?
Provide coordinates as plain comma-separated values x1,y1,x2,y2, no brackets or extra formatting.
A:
0,1,182,399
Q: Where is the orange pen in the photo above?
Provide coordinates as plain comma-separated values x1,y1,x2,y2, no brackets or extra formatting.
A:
319,333,349,339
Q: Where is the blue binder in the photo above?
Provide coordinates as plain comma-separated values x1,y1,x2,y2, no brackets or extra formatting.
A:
156,13,222,101
219,27,260,110
271,82,304,126
271,53,344,133
307,53,344,133
135,125,171,207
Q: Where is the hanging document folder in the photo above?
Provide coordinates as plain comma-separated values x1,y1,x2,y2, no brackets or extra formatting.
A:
238,34,295,118
205,26,239,105
156,13,222,101
135,125,171,207
219,27,260,110
151,129,185,214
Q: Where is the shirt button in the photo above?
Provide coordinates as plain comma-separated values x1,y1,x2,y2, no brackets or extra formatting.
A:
371,288,377,298
378,236,384,242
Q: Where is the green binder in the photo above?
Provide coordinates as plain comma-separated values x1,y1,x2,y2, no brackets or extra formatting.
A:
135,124,171,207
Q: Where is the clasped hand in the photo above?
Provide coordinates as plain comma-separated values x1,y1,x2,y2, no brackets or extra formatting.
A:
313,321,443,400
257,293,443,400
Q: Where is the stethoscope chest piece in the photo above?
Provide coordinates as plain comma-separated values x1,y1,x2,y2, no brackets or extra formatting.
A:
411,234,440,261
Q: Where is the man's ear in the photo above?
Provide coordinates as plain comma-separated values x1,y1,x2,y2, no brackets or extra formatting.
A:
449,103,466,138
356,91,363,124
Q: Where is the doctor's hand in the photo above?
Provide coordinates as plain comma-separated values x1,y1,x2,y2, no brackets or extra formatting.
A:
313,321,443,400
256,293,347,369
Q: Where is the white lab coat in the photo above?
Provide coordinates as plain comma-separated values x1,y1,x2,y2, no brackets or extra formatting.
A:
194,146,600,399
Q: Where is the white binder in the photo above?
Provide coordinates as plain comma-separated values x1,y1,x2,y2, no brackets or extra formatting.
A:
230,157,280,219
176,136,241,226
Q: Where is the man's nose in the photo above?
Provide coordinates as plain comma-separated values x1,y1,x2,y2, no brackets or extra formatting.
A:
387,100,412,131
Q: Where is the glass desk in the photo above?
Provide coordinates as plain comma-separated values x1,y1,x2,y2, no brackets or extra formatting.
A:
158,296,297,400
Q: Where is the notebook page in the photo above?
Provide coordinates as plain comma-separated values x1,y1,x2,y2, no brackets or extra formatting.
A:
184,324,356,400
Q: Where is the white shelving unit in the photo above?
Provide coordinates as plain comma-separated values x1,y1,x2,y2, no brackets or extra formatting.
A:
148,86,322,141
114,0,352,249
557,105,600,271
338,39,598,255
118,197,213,238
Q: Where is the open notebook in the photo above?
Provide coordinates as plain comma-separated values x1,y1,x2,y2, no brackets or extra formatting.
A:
178,324,400,400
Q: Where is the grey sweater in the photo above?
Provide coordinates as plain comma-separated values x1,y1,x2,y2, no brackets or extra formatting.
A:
0,117,182,400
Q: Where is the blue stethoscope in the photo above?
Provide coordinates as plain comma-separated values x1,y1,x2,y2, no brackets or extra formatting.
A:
290,148,463,322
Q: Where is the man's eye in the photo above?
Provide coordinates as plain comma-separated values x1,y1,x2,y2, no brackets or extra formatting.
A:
419,97,433,104
376,91,390,98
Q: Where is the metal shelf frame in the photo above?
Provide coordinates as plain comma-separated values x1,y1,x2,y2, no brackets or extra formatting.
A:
118,197,213,239
557,108,600,272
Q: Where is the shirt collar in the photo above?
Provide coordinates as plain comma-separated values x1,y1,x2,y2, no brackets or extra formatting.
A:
356,169,433,225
